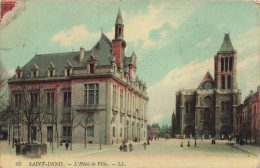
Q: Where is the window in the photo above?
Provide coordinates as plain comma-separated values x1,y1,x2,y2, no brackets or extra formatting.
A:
30,93,38,107
229,58,233,71
112,127,115,137
17,72,21,79
87,113,94,122
32,70,37,78
225,57,228,72
186,102,189,113
227,75,231,89
221,75,225,89
120,89,123,108
87,126,94,137
67,69,70,76
63,126,71,137
63,92,71,107
47,92,54,107
14,94,22,107
84,84,99,105
113,85,117,106
221,58,224,72
120,114,122,123
119,27,121,36
112,113,116,122
50,70,53,77
120,128,122,137
204,109,210,120
14,126,21,136
90,64,94,73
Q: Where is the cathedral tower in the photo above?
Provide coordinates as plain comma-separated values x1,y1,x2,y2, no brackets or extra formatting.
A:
112,9,126,69
214,34,237,90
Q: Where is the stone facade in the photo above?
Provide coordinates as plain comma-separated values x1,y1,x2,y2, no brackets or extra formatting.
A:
176,34,241,139
236,87,260,145
8,10,149,145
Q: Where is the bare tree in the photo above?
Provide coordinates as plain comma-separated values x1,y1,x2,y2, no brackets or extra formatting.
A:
0,60,8,108
8,84,47,144
70,108,80,151
79,108,98,149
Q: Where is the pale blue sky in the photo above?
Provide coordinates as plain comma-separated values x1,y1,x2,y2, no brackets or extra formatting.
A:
0,1,259,125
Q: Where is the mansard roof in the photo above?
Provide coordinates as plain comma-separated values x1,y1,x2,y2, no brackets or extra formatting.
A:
218,34,235,52
14,33,113,79
197,71,214,89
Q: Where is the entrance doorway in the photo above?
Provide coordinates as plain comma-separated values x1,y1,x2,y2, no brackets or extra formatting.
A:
47,126,53,142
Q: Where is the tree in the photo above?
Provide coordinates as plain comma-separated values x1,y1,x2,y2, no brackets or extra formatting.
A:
8,84,47,144
69,108,80,151
78,107,98,149
0,60,8,109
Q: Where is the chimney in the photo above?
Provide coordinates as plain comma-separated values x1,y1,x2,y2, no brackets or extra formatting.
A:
80,47,85,61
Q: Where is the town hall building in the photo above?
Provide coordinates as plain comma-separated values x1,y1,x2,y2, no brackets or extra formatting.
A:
8,10,149,145
175,34,241,139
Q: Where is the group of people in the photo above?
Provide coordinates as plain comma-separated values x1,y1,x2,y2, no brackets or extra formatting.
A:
119,142,134,152
148,136,159,142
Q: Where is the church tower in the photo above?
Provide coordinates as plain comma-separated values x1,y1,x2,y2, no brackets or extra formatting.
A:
214,34,237,90
112,9,126,69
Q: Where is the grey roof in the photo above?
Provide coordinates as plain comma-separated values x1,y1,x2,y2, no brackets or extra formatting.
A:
219,34,235,52
115,9,123,25
16,33,113,79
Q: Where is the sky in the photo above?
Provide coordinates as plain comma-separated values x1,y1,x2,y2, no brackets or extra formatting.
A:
0,1,259,126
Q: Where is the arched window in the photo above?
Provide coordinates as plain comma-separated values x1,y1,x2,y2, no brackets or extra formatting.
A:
221,101,224,112
225,57,228,72
229,58,233,71
221,58,224,72
227,75,231,89
221,75,225,89
186,102,189,113
204,109,210,120
119,27,121,36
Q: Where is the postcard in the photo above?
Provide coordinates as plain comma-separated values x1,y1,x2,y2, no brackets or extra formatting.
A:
0,0,259,168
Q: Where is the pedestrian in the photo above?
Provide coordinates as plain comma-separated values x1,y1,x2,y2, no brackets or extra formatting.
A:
155,137,157,141
123,144,127,152
180,141,183,147
147,139,150,145
143,142,147,150
119,145,123,152
129,143,133,152
65,141,69,150
187,140,190,147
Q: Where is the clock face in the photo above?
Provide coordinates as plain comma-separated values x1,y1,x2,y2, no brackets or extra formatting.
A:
202,81,213,89
203,96,212,106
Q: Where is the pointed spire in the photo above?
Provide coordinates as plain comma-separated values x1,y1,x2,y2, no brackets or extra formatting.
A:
219,33,235,52
115,8,123,25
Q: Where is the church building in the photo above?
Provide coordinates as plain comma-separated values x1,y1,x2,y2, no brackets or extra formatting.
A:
8,10,149,145
175,34,241,139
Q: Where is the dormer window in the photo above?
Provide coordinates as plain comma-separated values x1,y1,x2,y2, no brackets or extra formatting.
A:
33,71,37,78
67,69,70,76
87,51,97,74
31,63,39,78
17,72,21,79
16,66,23,79
65,61,72,77
90,64,94,73
49,70,53,77
48,62,55,78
